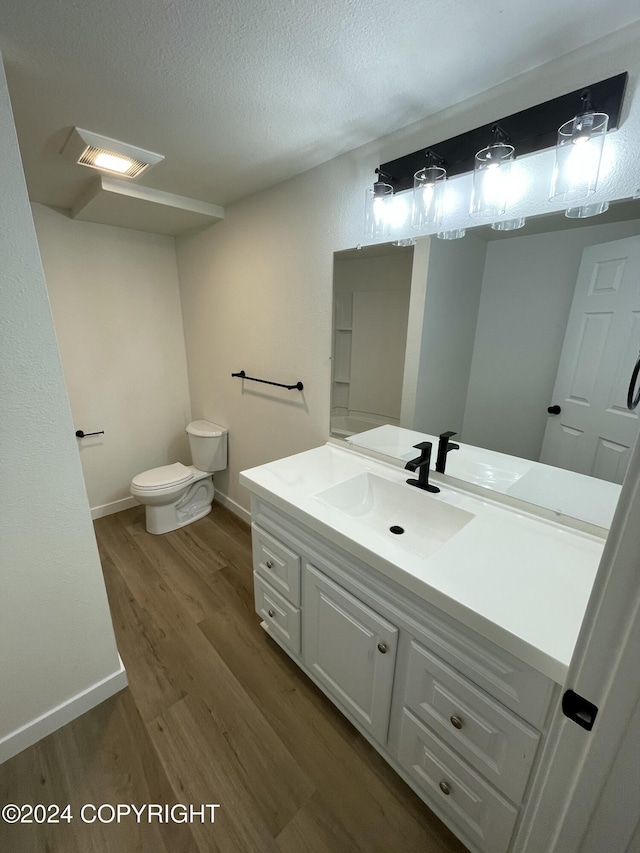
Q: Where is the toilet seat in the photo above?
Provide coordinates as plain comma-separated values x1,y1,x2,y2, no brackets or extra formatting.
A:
131,462,193,492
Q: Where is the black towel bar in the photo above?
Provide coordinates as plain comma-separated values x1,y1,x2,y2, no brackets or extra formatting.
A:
232,370,303,391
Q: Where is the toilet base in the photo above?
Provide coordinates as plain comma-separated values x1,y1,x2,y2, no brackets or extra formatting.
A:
143,476,215,535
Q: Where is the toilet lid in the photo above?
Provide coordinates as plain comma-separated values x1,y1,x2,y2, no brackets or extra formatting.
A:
132,462,193,490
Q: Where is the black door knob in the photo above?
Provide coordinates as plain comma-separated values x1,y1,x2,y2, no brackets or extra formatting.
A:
547,405,561,415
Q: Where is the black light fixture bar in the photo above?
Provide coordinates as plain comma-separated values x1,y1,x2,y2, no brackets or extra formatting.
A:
379,72,627,193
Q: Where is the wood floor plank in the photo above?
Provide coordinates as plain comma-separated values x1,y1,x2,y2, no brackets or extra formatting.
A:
96,514,208,638
114,509,227,624
119,506,228,578
186,511,254,597
276,790,363,853
101,555,187,722
148,694,283,853
148,616,316,838
0,692,199,853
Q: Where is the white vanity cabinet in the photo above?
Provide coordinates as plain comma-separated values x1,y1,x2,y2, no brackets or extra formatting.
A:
249,497,558,853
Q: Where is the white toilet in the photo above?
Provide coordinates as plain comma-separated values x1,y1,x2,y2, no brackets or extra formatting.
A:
130,420,228,535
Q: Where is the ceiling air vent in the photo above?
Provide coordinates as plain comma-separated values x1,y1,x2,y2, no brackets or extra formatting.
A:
61,128,164,179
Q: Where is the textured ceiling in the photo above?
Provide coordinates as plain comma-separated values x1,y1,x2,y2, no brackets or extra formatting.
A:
2,0,640,212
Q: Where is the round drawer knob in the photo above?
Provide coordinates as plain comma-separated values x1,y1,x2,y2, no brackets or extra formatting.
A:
266,560,273,569
439,780,451,796
267,609,275,618
377,642,388,654
450,715,463,730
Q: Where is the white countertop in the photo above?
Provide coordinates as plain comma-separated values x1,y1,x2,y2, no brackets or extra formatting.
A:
240,443,605,684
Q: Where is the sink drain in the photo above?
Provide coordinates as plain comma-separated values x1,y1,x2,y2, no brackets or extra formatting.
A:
389,525,405,535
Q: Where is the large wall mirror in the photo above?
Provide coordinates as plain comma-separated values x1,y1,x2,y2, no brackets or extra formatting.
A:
330,197,640,512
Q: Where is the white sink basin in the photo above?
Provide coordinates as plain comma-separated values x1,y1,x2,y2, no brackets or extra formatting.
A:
315,472,475,557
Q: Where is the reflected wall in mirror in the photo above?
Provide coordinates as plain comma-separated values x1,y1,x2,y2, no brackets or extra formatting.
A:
330,199,640,486
331,243,413,437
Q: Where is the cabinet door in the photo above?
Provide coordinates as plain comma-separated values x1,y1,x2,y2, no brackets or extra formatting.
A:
304,564,398,743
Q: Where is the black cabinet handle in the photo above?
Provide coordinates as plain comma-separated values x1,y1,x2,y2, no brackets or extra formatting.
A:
627,352,640,411
547,405,561,415
75,429,105,438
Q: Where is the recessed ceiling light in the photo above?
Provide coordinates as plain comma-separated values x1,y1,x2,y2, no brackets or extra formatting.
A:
61,128,164,179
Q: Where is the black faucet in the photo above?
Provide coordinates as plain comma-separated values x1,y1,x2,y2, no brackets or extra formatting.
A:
436,430,460,474
405,442,440,493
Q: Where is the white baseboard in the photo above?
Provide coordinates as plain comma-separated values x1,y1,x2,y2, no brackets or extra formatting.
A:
91,496,138,520
0,657,128,765
214,490,251,524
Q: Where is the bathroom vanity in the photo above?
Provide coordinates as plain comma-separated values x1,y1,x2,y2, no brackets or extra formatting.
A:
240,441,604,853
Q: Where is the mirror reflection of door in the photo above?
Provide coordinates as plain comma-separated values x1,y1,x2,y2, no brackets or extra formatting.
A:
540,236,640,483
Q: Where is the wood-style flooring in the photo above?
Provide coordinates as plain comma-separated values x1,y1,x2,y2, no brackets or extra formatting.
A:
0,503,468,853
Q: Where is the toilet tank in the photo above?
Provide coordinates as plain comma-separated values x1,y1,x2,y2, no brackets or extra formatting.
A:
186,420,228,472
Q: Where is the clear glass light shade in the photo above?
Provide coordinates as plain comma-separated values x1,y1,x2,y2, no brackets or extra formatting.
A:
437,229,466,240
412,165,446,230
364,180,393,238
491,217,526,231
565,201,610,219
470,143,515,218
549,112,608,203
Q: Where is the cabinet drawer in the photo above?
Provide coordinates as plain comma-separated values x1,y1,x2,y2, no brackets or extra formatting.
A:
252,523,301,606
254,572,301,655
404,640,539,803
398,709,518,853
304,564,398,744
406,615,554,730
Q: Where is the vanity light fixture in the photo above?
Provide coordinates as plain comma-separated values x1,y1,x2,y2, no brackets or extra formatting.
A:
549,90,609,205
363,74,626,239
61,128,164,178
364,169,394,238
412,150,446,231
470,125,515,219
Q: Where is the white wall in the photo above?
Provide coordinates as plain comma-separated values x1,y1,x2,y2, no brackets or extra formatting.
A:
32,204,192,516
413,234,487,437
0,57,124,762
462,218,640,460
176,155,368,515
333,249,412,423
176,26,640,515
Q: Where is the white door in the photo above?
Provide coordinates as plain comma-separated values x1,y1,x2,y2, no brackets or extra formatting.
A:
514,432,640,852
303,564,398,743
540,236,640,483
